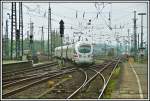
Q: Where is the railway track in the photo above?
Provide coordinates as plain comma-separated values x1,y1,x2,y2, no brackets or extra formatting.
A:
2,66,76,98
34,59,117,99
2,57,121,99
36,68,89,99
67,58,121,99
3,65,76,85
3,68,68,88
2,62,58,83
3,62,57,77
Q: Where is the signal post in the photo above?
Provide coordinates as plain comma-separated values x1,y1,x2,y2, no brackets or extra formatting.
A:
59,20,64,67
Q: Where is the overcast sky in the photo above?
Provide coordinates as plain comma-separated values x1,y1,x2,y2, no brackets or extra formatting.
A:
2,1,148,47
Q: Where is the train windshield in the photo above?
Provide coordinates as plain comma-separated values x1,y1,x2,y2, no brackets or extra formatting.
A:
78,45,91,53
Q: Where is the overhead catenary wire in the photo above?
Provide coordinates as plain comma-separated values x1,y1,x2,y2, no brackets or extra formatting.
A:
3,3,147,45
3,3,112,33
94,2,113,31
22,4,82,31
22,4,106,30
4,3,132,31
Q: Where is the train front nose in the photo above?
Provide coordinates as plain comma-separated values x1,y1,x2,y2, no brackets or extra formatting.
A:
75,54,93,64
75,43,93,64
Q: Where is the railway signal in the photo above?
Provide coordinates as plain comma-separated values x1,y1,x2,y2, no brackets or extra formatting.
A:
88,19,91,25
59,20,64,67
59,20,64,37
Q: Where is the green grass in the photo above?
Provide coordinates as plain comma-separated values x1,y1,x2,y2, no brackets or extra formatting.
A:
103,66,121,99
103,80,116,98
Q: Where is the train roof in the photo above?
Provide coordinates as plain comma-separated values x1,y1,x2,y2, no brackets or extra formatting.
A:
55,40,92,50
55,44,73,50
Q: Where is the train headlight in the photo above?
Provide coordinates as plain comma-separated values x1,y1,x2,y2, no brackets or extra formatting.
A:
74,54,78,58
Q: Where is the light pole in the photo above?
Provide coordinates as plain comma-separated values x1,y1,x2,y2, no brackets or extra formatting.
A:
138,13,146,49
138,12,146,62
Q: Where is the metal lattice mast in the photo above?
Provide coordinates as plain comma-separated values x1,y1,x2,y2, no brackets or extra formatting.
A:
16,29,20,60
41,26,44,53
5,20,9,59
127,29,130,54
53,30,56,50
48,3,52,59
15,6,20,60
27,31,30,50
138,13,146,49
29,21,34,56
19,2,23,59
11,2,17,59
133,11,137,57
50,4,52,59
48,3,50,59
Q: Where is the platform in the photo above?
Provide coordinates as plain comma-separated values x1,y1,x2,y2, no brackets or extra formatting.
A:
111,58,148,99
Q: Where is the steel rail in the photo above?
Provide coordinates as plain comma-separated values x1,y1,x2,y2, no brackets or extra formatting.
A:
3,65,76,87
3,62,57,74
67,68,88,99
3,62,57,77
2,69,67,88
3,66,64,81
67,61,113,99
3,65,75,84
90,68,106,92
2,68,76,98
98,58,121,99
36,68,88,99
83,61,112,87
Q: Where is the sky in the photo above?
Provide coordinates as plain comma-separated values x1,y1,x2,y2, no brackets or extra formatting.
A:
2,1,148,48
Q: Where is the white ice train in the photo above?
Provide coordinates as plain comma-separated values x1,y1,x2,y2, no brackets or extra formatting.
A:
54,41,94,64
